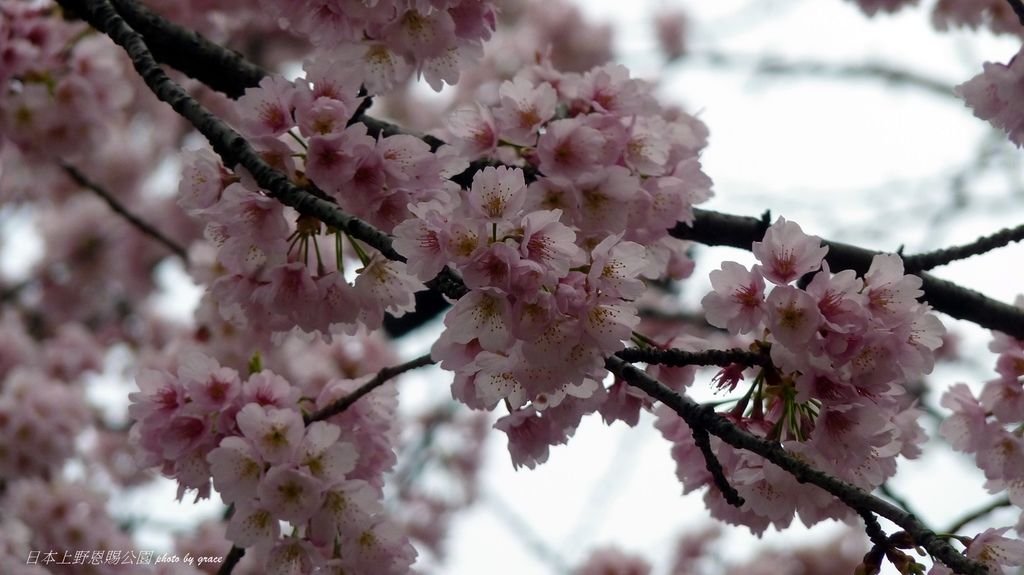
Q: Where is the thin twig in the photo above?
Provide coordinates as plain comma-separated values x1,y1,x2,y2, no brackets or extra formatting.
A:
945,497,1013,535
1007,0,1024,27
0,277,33,304
859,508,889,549
482,487,571,574
616,347,771,369
60,162,188,261
305,353,435,423
604,356,988,575
686,50,953,99
902,223,1024,272
879,482,921,519
216,546,244,575
691,422,744,507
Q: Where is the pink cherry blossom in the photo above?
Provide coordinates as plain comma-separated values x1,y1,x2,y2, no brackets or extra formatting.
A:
447,103,499,157
588,235,648,300
519,209,583,278
493,76,557,146
235,404,305,465
467,166,527,222
226,499,280,549
701,262,766,334
751,217,828,285
537,118,607,180
297,422,358,484
208,436,265,505
236,75,297,138
257,466,325,523
863,254,924,326
956,45,1024,147
765,285,823,348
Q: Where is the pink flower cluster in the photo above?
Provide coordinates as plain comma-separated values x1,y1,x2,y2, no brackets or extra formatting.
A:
179,63,506,339
210,405,413,574
395,165,642,458
4,479,142,574
932,0,1022,36
940,295,1024,532
0,369,90,481
446,63,711,273
256,0,497,92
388,62,712,466
929,528,1024,575
656,217,944,533
846,0,918,16
0,0,132,157
956,46,1024,148
849,0,1021,37
129,351,415,573
181,147,426,340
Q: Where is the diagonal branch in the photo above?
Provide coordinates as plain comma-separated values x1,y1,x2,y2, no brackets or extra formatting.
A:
604,356,988,575
687,50,953,99
304,353,435,424
1008,0,1024,27
61,0,467,302
945,496,1013,535
60,162,188,261
901,223,1024,273
61,0,266,98
216,546,244,575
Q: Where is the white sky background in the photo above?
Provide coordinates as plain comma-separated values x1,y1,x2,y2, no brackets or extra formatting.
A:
4,0,1024,573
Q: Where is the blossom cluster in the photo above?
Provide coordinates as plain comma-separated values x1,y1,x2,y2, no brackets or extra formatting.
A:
928,527,1024,575
129,350,415,573
0,314,98,482
182,162,414,341
393,165,643,464
0,369,91,481
656,217,944,533
386,61,712,466
3,480,143,575
445,62,711,265
848,0,1022,36
255,0,498,93
940,296,1024,532
956,45,1024,148
0,0,132,158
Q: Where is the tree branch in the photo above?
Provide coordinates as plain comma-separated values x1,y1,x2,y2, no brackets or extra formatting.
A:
60,0,266,98
878,482,922,519
1007,0,1024,27
305,353,435,424
945,496,1013,536
60,162,188,261
604,356,988,575
671,209,1024,340
616,346,771,369
901,223,1024,273
691,422,745,507
687,50,953,99
216,546,244,575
